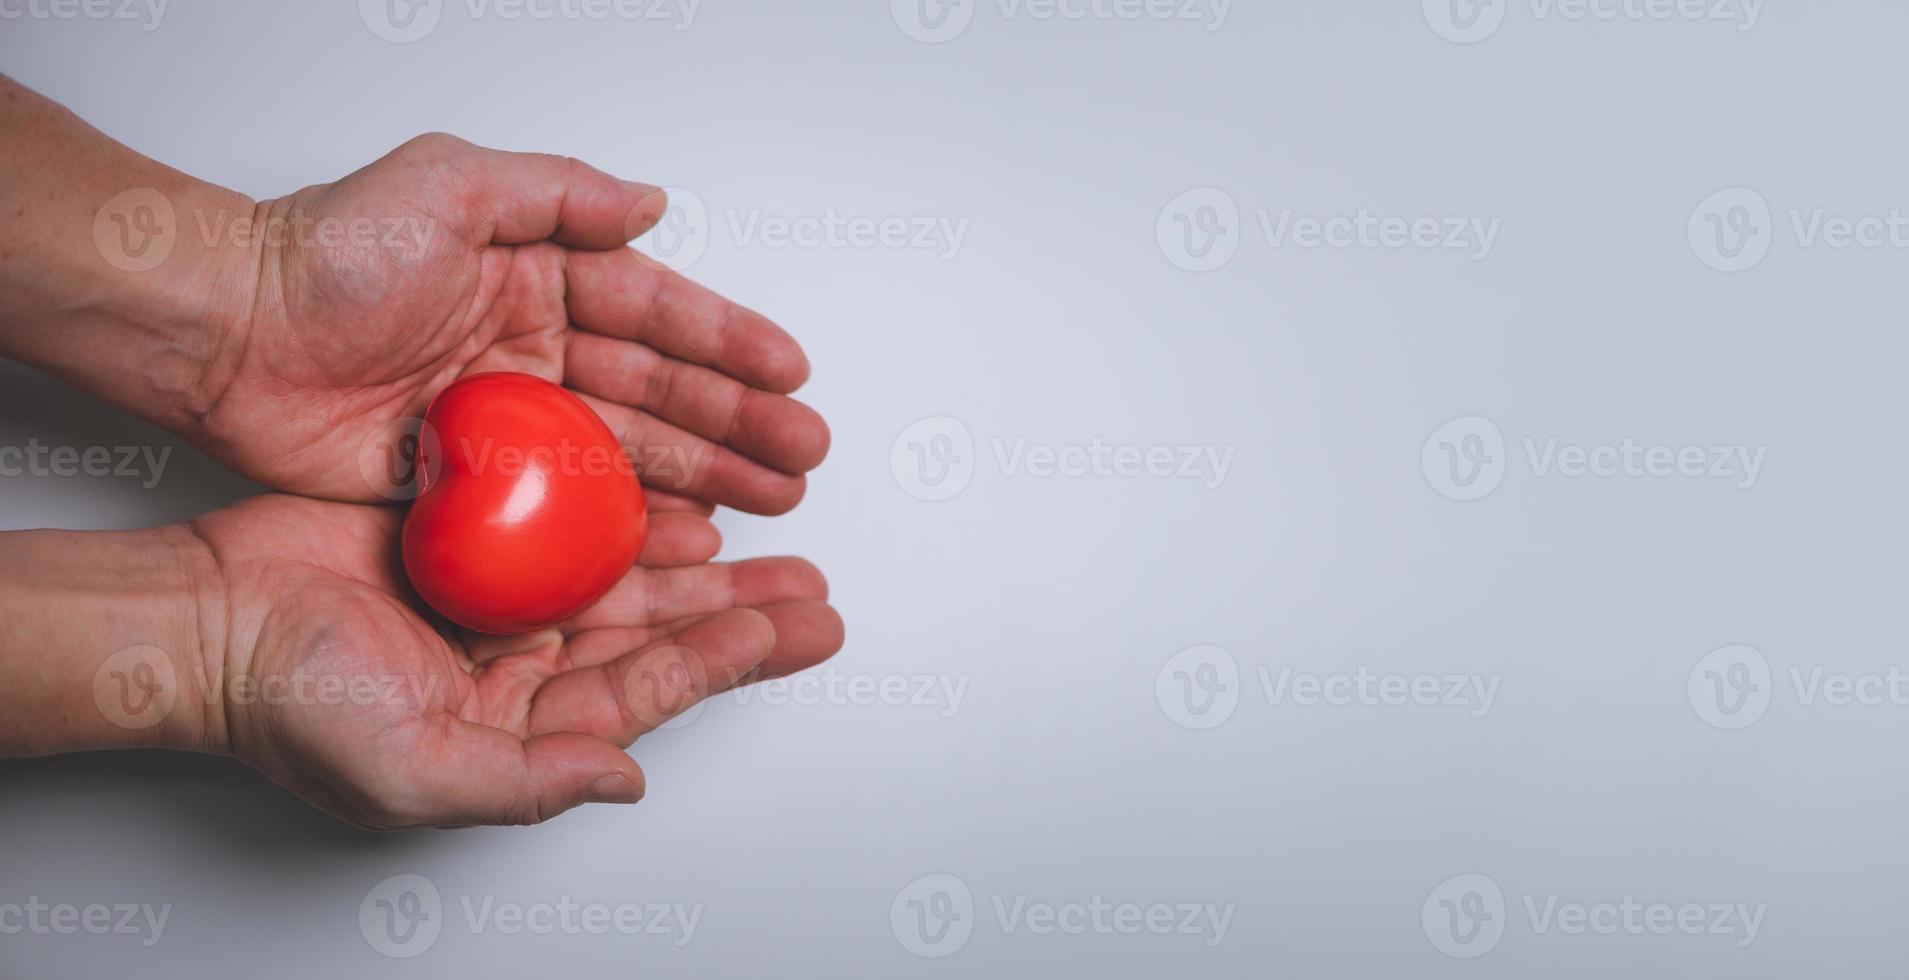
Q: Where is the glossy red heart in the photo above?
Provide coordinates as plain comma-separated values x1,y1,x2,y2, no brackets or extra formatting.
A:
402,372,647,634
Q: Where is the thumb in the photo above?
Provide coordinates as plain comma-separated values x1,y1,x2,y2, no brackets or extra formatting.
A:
387,132,667,249
410,725,646,827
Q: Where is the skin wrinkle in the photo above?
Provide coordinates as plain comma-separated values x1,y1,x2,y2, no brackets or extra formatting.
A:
0,79,839,826
717,379,751,454
178,518,237,755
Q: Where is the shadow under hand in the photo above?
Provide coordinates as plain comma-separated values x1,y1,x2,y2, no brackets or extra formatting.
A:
0,360,263,530
0,751,458,860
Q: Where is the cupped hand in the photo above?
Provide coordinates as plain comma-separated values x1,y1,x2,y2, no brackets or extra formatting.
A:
192,133,828,512
187,494,842,830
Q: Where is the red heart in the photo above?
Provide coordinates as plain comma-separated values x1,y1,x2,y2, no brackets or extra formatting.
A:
402,372,647,634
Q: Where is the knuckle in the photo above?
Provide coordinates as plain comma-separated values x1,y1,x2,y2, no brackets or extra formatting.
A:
395,131,467,160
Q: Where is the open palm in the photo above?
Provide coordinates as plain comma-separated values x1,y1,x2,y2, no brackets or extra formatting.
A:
189,494,841,829
192,134,827,511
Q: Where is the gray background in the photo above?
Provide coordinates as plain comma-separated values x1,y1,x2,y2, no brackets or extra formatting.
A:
2,0,1905,976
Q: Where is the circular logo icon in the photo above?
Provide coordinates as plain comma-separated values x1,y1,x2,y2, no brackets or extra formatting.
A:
654,695,708,731
1422,416,1506,501
1156,187,1241,273
93,188,177,274
622,645,708,733
891,0,974,43
359,0,442,43
891,416,975,502
359,873,442,958
890,873,975,958
1422,0,1507,43
356,416,441,501
92,645,178,731
1422,873,1506,958
634,186,708,271
1687,644,1771,731
1688,187,1772,273
1155,645,1240,730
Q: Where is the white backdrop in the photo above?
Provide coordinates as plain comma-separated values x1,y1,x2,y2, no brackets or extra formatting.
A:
4,1,1908,977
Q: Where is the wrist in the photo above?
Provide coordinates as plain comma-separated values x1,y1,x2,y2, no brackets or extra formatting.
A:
68,177,264,436
0,524,229,756
0,75,261,438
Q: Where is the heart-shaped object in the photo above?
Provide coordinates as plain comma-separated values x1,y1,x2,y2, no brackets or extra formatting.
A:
402,372,647,634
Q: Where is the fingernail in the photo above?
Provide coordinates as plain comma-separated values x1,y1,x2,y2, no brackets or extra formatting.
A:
622,183,668,240
586,773,642,804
